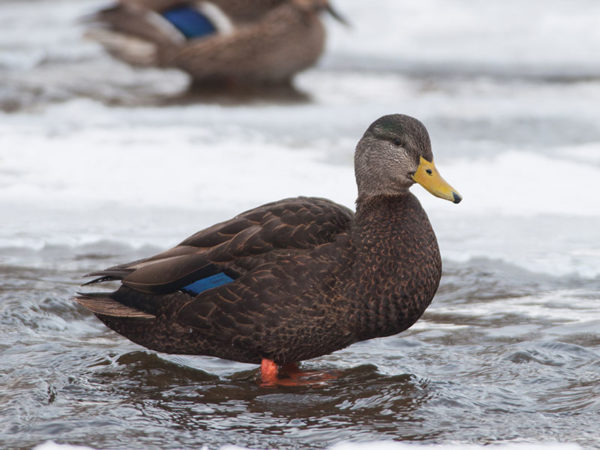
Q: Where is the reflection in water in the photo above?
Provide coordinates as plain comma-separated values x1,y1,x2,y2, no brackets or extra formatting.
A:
165,81,312,106
93,351,434,447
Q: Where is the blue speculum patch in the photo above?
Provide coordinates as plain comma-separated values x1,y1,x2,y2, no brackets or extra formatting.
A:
162,6,217,39
182,272,235,295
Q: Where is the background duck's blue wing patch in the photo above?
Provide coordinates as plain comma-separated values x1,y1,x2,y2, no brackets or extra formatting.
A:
182,272,235,295
162,6,217,39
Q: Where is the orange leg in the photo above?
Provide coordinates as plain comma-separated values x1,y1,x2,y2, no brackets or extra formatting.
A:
260,359,280,385
260,359,338,387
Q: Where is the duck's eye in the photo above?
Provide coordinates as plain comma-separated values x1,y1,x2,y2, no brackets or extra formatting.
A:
392,138,402,146
426,169,433,175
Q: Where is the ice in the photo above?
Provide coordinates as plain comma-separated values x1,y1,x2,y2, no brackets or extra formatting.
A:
2,96,600,278
325,0,600,77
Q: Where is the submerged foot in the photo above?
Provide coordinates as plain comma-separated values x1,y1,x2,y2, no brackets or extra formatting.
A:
259,359,338,387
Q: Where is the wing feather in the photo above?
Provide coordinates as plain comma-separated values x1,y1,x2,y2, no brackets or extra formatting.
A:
81,197,353,295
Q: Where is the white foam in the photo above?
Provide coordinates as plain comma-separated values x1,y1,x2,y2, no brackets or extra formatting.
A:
34,442,95,450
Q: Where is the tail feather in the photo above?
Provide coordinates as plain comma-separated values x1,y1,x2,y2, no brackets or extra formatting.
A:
83,268,133,279
85,28,160,67
75,293,156,319
82,276,117,286
81,268,134,286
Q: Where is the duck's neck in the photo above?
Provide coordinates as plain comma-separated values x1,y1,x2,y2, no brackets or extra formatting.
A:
350,193,442,339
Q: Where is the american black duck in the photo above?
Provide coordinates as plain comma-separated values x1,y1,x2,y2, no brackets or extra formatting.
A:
86,0,347,86
75,114,461,385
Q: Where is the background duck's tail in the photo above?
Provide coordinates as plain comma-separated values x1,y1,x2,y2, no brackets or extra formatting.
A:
84,2,233,67
85,28,162,66
84,3,183,66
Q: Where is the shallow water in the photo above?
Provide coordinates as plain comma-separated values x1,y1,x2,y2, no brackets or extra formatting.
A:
1,0,600,449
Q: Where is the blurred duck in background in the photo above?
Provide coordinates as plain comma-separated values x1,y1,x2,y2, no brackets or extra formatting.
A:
86,0,347,86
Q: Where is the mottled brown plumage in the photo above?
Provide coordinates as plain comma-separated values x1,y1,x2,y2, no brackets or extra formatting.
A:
86,0,340,85
75,114,461,367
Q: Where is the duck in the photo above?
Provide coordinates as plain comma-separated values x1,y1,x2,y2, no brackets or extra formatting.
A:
75,114,462,385
85,0,347,86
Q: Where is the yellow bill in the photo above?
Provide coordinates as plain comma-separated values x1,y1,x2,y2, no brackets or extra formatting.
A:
412,156,462,204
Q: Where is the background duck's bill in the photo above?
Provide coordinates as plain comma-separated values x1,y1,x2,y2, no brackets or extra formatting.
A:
326,2,350,26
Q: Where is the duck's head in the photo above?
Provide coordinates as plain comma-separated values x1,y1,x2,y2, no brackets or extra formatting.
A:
355,114,462,204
